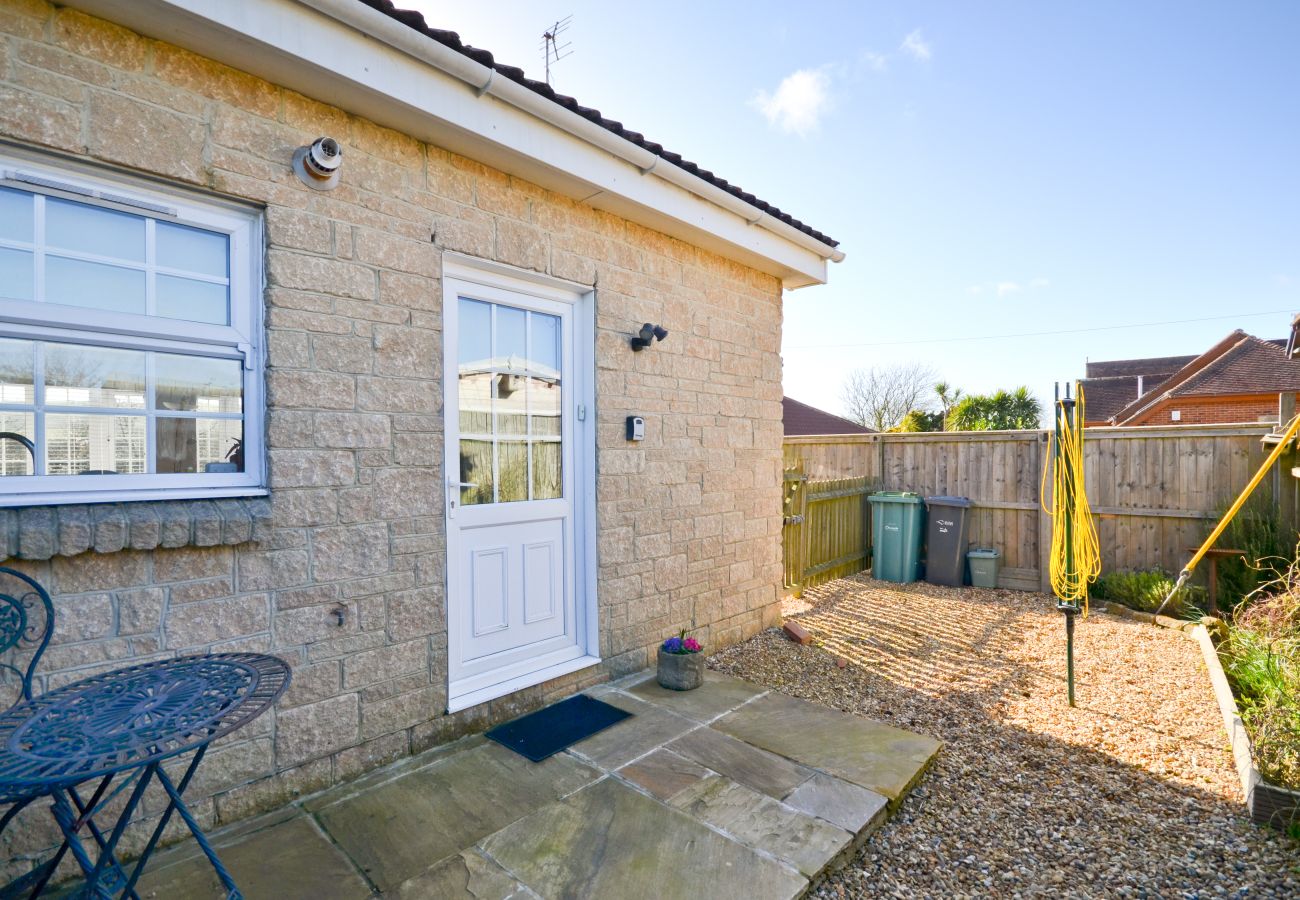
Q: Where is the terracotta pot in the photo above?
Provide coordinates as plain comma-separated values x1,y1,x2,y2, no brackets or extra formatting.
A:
656,647,704,691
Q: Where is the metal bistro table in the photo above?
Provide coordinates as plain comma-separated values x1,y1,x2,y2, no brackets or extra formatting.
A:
0,653,291,899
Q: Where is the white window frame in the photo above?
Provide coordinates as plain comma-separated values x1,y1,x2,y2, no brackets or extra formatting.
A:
0,148,265,507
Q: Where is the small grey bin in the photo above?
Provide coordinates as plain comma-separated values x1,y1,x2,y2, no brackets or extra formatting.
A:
966,548,1001,588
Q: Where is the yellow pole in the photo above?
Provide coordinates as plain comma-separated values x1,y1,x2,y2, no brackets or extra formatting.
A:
1154,413,1300,615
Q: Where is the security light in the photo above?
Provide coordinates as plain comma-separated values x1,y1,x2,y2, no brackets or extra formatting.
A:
630,323,669,351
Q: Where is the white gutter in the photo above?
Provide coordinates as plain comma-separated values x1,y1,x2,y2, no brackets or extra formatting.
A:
301,0,844,267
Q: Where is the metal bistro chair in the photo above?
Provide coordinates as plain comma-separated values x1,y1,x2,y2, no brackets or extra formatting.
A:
0,565,64,893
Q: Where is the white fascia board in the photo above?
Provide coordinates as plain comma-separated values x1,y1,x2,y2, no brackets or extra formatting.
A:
63,0,839,288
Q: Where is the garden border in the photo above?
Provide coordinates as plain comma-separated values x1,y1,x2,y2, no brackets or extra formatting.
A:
1191,623,1300,830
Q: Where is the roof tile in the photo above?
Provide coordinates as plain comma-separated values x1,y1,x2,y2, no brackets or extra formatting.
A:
359,0,837,247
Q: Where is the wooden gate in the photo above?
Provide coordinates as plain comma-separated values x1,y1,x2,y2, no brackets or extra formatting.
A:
783,461,874,596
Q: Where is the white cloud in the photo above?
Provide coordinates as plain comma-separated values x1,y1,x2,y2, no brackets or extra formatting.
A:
900,29,932,61
996,281,1021,297
860,51,888,72
751,69,833,136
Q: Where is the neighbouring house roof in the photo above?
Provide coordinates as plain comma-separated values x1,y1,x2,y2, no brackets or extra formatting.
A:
782,397,873,436
1081,374,1173,422
1082,352,1194,421
1085,354,1197,379
361,0,836,249
1110,330,1300,424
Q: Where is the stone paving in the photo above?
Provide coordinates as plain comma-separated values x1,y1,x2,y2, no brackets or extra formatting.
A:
132,671,941,899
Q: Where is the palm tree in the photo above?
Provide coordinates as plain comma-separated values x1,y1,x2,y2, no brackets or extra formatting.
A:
934,381,963,430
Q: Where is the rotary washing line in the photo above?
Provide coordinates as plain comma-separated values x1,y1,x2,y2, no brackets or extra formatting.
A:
1040,382,1101,707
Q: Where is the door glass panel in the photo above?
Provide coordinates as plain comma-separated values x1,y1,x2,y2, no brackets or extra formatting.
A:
498,440,528,503
531,441,561,500
458,439,493,505
457,299,563,504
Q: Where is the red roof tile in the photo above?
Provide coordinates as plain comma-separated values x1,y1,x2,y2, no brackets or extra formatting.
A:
783,397,872,436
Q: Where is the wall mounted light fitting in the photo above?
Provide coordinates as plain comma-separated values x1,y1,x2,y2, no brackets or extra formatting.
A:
630,323,669,351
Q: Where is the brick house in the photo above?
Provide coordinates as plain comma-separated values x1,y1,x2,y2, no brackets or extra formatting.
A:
781,397,872,437
1082,329,1300,427
0,0,844,870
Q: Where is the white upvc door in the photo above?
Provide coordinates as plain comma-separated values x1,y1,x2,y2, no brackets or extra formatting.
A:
442,260,598,712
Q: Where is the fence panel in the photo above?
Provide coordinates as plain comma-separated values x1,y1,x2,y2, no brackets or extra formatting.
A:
782,423,1294,593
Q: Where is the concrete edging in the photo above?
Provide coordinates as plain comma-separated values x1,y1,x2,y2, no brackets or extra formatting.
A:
1191,623,1300,831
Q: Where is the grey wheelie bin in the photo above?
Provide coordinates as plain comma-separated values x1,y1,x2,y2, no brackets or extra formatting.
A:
924,496,972,586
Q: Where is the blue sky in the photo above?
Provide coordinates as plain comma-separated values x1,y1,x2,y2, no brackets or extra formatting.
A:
408,1,1300,419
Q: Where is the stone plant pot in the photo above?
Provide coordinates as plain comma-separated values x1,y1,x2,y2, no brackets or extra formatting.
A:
656,648,704,691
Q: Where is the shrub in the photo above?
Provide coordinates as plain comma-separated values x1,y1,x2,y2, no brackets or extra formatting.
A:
1209,494,1293,611
1094,568,1204,616
1226,560,1300,791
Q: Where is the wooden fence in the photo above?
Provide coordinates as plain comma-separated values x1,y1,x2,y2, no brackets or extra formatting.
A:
782,423,1298,594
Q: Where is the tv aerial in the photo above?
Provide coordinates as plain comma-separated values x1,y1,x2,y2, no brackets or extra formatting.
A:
541,16,573,86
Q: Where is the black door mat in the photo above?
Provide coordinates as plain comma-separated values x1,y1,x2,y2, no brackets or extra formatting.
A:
485,694,632,762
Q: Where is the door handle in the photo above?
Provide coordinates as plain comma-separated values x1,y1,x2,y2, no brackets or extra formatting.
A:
447,479,479,518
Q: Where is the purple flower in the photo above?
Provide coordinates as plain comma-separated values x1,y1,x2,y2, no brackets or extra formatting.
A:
662,636,683,653
683,637,702,653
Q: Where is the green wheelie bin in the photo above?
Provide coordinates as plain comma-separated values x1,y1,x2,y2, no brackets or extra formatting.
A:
869,492,926,583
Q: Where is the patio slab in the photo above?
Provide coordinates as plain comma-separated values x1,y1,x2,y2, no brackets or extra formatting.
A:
712,691,943,803
108,671,938,899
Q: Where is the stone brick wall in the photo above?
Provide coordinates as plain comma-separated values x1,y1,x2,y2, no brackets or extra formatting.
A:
1127,393,1288,426
0,0,785,874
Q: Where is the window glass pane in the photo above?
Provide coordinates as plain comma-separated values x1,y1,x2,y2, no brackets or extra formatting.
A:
458,371,491,435
458,298,491,365
46,197,145,262
156,354,242,413
496,305,526,360
0,188,33,243
0,248,34,302
156,222,228,277
156,275,228,325
45,344,145,409
157,417,243,473
498,440,528,503
0,412,34,476
0,339,34,405
458,439,493,505
45,414,143,474
531,441,561,500
46,257,146,314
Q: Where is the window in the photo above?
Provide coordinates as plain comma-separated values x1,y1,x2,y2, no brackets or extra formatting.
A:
0,152,263,506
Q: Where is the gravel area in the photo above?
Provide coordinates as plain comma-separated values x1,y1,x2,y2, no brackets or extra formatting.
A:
710,576,1300,899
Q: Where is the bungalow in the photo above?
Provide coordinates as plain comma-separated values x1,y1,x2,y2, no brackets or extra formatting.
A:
0,0,841,864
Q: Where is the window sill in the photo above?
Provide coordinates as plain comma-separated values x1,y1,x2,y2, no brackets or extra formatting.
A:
0,495,272,561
